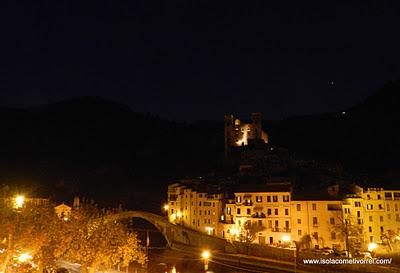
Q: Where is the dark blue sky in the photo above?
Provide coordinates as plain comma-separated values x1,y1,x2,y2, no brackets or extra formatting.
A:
1,1,399,121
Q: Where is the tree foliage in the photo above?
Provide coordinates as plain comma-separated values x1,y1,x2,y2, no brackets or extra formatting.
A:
53,203,146,273
0,201,60,272
0,198,146,273
238,221,265,245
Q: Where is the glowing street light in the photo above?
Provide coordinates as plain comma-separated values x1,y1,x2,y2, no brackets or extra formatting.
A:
14,195,25,208
201,250,211,271
282,235,291,243
368,242,378,252
17,253,32,263
163,204,169,211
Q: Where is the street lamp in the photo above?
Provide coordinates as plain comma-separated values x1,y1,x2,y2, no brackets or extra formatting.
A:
163,204,169,211
201,250,211,271
368,242,378,252
17,253,32,263
14,195,25,208
282,235,291,243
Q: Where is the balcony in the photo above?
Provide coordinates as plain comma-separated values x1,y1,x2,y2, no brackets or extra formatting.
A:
243,201,253,206
252,213,266,218
271,227,291,232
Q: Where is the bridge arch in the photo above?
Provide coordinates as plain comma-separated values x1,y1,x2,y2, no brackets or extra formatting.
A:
110,211,173,246
110,211,229,251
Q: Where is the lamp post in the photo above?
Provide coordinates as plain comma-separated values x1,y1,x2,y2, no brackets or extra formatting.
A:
201,250,210,272
293,240,299,273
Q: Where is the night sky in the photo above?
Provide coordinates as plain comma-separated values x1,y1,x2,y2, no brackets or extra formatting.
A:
1,1,399,121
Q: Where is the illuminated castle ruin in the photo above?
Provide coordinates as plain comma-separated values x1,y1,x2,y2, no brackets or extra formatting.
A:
224,112,269,156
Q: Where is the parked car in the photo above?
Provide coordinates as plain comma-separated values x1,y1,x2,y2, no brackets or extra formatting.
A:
322,248,334,255
355,251,372,259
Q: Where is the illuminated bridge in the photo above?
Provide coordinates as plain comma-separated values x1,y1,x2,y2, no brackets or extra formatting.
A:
110,210,228,251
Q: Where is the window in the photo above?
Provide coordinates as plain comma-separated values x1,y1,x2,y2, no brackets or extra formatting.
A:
199,202,202,206
247,208,251,215
367,194,371,199
274,220,279,227
296,204,301,211
380,216,384,222
355,201,361,207
237,208,241,215
208,210,210,215
378,204,383,210
194,210,196,215
370,236,373,242
331,232,336,240
272,196,278,202
395,204,399,212
267,196,271,203
396,214,400,221
388,214,391,220
171,209,174,214
297,219,301,224
204,210,206,215
369,226,372,232
298,230,302,236
198,220,200,226
344,208,350,214
199,194,202,198
236,196,242,203
267,208,272,216
312,203,317,210
268,220,272,228
274,208,278,215
358,219,362,225
380,226,384,232
208,219,210,224
204,219,207,224
258,220,262,226
385,192,392,200
312,217,318,226
387,204,390,211
227,207,231,215
256,196,263,202
367,204,373,210
377,194,381,200
285,208,289,215
199,210,201,215
283,195,290,202
330,217,335,225
369,216,373,222
357,211,361,217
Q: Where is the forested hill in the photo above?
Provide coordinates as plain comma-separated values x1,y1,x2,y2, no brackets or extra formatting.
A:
1,80,399,208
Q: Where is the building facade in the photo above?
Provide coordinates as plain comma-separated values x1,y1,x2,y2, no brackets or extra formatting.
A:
167,183,225,237
166,182,400,251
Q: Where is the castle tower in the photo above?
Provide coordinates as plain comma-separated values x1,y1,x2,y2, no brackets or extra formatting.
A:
251,112,262,140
